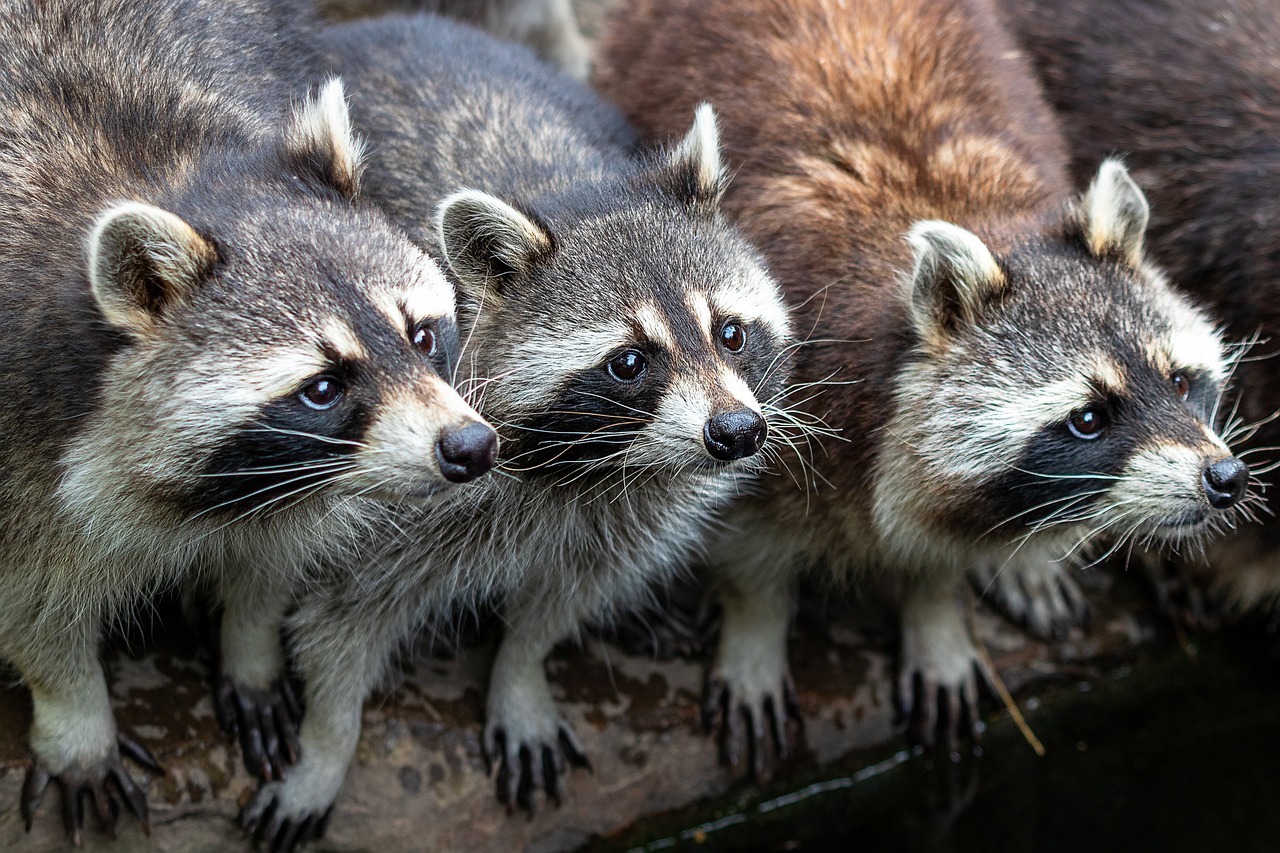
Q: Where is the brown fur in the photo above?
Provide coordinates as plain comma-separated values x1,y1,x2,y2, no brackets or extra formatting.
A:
597,0,1069,538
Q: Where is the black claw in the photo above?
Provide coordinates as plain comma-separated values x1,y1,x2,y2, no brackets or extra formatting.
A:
63,782,85,848
293,814,318,849
541,745,561,805
117,733,164,775
21,765,51,832
252,796,279,844
315,806,333,840
273,818,304,853
108,764,149,829
559,729,591,771
215,678,239,735
515,745,534,812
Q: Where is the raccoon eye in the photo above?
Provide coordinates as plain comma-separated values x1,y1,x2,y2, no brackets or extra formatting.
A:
720,321,747,353
412,322,438,357
1067,407,1107,440
1171,373,1190,401
607,350,647,382
300,376,343,410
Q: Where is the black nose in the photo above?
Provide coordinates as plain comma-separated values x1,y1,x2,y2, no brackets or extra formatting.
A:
1203,456,1248,510
436,422,497,484
703,409,767,461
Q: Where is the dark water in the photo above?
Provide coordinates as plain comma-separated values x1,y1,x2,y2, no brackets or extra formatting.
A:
591,634,1280,853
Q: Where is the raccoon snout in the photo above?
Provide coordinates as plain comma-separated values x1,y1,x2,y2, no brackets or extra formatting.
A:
703,409,767,461
1203,456,1248,509
436,423,498,483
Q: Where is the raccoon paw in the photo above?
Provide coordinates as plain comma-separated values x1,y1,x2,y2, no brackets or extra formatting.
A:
702,667,801,783
971,558,1092,640
215,675,302,782
482,713,591,812
239,780,335,853
897,619,984,751
22,733,162,845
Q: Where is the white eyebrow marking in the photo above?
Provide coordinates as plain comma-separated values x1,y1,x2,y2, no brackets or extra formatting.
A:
322,318,366,361
687,291,714,344
635,302,676,349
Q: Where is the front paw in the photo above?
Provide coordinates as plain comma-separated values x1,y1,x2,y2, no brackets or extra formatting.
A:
482,712,590,812
896,643,984,751
215,675,301,781
972,558,1092,640
22,732,163,845
702,666,801,784
239,781,333,853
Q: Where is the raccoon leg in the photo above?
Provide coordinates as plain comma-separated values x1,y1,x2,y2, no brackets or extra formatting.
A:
13,619,161,844
897,576,985,750
969,549,1091,640
483,604,591,812
703,567,799,783
214,581,300,782
240,614,384,852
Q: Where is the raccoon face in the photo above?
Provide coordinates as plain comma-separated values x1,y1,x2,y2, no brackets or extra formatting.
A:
436,105,793,488
875,159,1253,557
61,80,496,526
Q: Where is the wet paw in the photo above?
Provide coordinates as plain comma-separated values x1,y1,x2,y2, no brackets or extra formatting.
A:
972,557,1091,640
897,662,984,752
702,669,801,783
215,675,301,781
239,784,332,853
22,732,162,845
482,715,590,812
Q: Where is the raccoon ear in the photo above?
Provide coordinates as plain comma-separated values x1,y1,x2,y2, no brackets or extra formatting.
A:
657,102,728,212
284,77,366,199
1080,158,1149,267
906,220,1006,339
436,189,554,300
88,202,217,334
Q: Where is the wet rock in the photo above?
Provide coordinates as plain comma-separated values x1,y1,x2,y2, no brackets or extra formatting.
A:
0,570,1152,852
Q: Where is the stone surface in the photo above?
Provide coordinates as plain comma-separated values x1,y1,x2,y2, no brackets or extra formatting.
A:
0,569,1155,853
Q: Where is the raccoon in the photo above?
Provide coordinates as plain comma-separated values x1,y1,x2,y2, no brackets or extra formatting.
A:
233,15,792,846
1000,0,1280,622
596,0,1253,772
0,1,494,842
317,0,590,80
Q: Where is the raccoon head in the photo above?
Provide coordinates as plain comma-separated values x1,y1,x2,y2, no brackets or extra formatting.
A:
875,158,1252,560
61,79,496,530
436,105,792,491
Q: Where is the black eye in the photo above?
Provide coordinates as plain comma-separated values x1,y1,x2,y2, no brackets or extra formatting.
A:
412,323,438,357
607,350,647,382
1067,407,1107,440
720,321,747,353
299,377,343,410
1172,373,1190,401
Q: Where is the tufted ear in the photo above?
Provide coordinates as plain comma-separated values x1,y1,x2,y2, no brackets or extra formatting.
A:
906,220,1006,340
88,202,216,334
655,102,728,213
436,189,554,304
284,76,366,199
1079,157,1149,268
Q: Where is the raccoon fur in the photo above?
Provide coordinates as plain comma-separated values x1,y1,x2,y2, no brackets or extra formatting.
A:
1000,0,1280,623
596,0,1252,771
235,15,792,844
317,0,590,79
0,1,495,841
